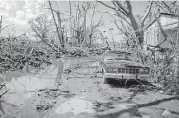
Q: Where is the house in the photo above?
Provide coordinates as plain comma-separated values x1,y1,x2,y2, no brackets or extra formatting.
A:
144,13,179,51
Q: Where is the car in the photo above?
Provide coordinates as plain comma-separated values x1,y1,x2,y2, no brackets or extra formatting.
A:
100,50,151,83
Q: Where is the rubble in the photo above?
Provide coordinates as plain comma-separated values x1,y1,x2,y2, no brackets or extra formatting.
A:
161,109,171,117
36,104,54,111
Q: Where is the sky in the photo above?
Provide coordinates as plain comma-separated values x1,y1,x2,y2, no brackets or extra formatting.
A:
0,0,148,42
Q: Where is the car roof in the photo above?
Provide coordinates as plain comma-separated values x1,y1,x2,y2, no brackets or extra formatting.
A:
105,50,131,55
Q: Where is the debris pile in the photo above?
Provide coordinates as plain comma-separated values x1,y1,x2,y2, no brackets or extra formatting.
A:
35,89,73,112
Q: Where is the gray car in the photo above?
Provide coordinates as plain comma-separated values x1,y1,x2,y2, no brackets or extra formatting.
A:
101,50,151,83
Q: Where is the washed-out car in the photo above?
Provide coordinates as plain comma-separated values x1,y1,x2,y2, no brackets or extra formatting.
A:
101,50,150,83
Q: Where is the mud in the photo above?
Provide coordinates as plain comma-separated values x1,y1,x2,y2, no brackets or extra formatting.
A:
0,57,179,118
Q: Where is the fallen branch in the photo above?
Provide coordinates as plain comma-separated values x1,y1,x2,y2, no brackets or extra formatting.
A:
0,90,8,99
0,83,6,89
96,96,179,117
153,107,179,116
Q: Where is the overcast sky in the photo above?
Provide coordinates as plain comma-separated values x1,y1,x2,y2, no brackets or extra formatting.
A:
0,0,148,42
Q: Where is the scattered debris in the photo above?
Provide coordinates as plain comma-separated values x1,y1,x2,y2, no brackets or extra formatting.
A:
64,69,72,74
0,83,8,97
81,89,86,92
91,62,100,68
61,90,70,93
159,90,164,94
161,109,171,117
87,47,109,56
142,114,150,118
36,104,54,111
55,96,96,115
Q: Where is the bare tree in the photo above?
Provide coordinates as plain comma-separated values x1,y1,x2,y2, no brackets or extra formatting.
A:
48,1,64,48
154,1,178,15
81,3,104,48
98,1,153,45
100,31,110,49
29,15,58,52
69,2,103,48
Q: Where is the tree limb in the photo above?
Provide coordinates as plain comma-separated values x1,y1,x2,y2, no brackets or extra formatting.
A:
126,1,132,16
96,96,179,117
48,1,63,48
155,2,168,14
97,1,116,10
113,1,128,16
116,12,132,27
141,1,153,24
114,20,131,39
162,1,173,14
126,1,139,31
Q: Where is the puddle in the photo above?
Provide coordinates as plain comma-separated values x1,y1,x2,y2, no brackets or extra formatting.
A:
6,76,57,93
2,65,59,106
55,96,96,115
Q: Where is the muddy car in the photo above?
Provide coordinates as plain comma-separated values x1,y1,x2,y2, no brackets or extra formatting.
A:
101,50,150,83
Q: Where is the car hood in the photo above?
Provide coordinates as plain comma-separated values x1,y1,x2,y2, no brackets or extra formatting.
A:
104,60,146,67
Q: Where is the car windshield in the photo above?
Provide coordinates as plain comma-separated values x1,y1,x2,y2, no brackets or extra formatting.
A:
104,51,132,61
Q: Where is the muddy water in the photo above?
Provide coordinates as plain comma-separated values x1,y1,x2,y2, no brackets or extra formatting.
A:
2,65,59,106
0,57,99,117
55,96,96,115
1,57,95,107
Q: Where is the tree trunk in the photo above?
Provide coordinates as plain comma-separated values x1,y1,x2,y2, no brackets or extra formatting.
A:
126,1,143,45
56,11,65,48
48,1,64,49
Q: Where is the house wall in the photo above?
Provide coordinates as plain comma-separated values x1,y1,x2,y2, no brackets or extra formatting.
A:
160,16,178,30
144,15,179,51
144,21,159,47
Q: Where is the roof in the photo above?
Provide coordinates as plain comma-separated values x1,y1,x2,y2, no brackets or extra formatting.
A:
145,13,178,29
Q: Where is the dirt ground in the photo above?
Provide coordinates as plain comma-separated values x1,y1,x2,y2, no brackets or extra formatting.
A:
1,58,179,118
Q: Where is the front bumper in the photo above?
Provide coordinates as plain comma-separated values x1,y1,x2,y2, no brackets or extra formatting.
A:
103,73,150,80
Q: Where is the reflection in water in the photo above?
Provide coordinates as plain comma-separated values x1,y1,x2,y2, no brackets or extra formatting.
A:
1,65,59,114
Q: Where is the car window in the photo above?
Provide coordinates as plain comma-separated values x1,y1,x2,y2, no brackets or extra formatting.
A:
104,52,132,61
